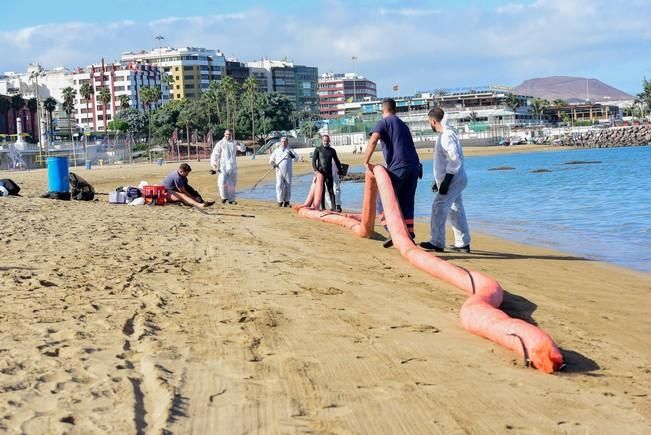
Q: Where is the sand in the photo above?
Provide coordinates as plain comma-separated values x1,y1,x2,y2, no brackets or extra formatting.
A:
1,145,650,434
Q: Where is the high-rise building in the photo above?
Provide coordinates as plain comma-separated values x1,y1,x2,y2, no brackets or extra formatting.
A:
71,60,168,132
224,60,250,87
121,47,226,100
318,72,377,118
246,59,319,113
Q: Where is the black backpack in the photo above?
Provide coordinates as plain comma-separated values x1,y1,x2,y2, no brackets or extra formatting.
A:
0,178,21,196
69,172,95,201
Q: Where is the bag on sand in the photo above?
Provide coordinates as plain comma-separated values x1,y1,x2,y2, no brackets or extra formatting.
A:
69,172,95,201
0,178,21,196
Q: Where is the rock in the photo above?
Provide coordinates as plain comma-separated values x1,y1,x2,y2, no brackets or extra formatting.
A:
530,169,552,173
488,166,516,171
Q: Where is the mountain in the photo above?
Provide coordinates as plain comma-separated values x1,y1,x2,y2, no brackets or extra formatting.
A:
513,76,634,103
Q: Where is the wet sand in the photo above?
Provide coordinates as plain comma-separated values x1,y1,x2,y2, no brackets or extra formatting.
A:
1,145,650,434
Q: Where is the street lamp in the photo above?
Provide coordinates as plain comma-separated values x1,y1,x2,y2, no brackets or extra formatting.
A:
155,35,165,104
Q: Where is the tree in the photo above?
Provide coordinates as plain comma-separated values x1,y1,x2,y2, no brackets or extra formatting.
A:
27,98,38,141
61,87,76,141
242,76,259,151
10,94,26,135
119,94,131,111
262,92,293,132
552,98,567,106
43,97,57,143
97,86,111,135
0,98,10,139
114,108,147,160
505,94,519,112
638,77,651,119
79,83,94,159
139,87,153,147
529,97,548,121
219,76,239,135
79,82,94,130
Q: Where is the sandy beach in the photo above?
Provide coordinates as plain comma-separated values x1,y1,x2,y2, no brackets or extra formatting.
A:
1,144,650,434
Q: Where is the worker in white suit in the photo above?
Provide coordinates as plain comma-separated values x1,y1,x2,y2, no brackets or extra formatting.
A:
419,108,471,253
269,136,298,207
210,129,246,204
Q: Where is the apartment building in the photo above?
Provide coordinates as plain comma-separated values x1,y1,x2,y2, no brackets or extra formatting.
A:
318,72,377,118
246,59,318,113
121,47,226,100
71,60,168,132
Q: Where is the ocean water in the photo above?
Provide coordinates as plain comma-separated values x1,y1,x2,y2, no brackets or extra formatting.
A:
241,146,651,273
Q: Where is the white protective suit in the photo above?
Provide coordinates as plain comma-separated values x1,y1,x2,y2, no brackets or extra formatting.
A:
429,119,471,249
210,138,246,202
269,145,298,203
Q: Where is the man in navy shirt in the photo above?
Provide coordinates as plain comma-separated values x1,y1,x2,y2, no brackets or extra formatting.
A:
162,163,214,208
363,98,420,247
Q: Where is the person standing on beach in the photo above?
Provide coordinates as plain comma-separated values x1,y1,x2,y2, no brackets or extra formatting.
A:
419,107,471,253
162,163,214,208
210,129,246,204
363,98,421,248
269,136,298,207
312,134,344,212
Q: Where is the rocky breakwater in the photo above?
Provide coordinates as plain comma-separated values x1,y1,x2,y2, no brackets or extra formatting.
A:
553,126,651,148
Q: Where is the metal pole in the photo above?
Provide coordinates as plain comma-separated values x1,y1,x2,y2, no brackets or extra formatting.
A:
351,56,357,102
155,35,165,103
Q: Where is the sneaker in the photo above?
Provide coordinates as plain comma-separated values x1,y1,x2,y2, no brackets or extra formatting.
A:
383,238,393,248
221,199,227,204
419,241,444,252
229,200,238,205
278,202,283,207
336,205,342,212
283,202,291,207
447,244,471,253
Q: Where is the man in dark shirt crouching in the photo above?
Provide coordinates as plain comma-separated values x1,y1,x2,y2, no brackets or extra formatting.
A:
162,163,214,208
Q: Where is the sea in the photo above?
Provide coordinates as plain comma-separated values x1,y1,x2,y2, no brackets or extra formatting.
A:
241,146,651,274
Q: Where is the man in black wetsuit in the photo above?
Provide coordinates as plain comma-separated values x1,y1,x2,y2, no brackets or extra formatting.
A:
312,134,343,211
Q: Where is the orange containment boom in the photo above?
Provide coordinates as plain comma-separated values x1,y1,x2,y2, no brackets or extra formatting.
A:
294,165,564,373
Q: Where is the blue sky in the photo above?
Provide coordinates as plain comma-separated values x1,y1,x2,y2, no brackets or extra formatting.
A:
2,0,650,96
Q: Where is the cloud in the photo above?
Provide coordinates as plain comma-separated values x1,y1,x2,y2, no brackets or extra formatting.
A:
1,1,650,96
378,8,440,17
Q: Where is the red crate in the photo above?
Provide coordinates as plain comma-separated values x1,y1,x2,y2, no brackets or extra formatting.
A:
142,184,167,205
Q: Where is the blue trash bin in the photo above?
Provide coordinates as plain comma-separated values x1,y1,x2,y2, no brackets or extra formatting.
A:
84,159,92,170
47,156,70,193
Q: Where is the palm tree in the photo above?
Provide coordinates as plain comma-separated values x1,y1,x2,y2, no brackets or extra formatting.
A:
79,82,94,129
27,98,38,141
43,97,57,145
552,98,567,106
10,94,26,134
0,98,10,145
529,98,548,122
139,86,155,148
242,76,258,152
219,76,239,135
61,87,76,139
97,87,111,135
62,87,77,164
119,94,131,111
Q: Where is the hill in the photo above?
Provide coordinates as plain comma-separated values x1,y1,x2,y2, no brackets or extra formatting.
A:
514,76,633,103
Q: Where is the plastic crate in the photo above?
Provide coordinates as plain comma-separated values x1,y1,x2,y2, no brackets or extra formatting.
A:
142,184,167,205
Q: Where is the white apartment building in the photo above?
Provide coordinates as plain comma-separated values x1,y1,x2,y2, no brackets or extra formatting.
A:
0,64,72,103
121,47,225,100
71,60,168,132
